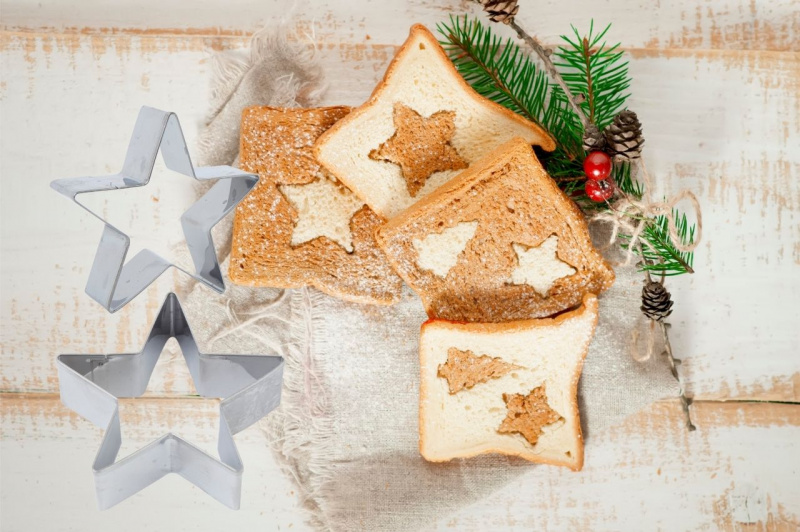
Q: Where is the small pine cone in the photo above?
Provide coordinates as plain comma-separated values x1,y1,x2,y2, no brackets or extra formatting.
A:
582,123,607,153
479,0,520,24
605,110,644,161
641,281,674,322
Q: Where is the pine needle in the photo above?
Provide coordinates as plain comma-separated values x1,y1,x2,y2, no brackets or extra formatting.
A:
437,16,553,135
439,14,695,275
621,208,696,276
552,22,631,130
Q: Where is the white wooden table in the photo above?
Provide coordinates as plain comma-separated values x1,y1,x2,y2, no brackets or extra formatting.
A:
1,1,798,530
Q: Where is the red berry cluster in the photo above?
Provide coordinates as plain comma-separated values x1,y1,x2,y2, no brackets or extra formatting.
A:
582,151,614,202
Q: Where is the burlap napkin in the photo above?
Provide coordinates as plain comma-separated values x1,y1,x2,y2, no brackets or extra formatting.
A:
182,28,678,532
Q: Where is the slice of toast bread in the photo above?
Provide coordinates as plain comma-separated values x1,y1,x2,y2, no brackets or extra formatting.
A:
419,294,598,470
375,137,615,322
229,106,404,305
314,24,555,219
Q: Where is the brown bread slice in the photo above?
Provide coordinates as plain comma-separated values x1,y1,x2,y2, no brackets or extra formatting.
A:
229,106,403,305
375,137,614,321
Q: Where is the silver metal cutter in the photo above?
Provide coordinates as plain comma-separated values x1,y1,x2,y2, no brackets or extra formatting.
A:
50,106,258,313
57,293,284,510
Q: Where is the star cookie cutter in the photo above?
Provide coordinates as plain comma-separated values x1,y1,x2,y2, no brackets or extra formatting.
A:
57,293,284,510
50,106,258,313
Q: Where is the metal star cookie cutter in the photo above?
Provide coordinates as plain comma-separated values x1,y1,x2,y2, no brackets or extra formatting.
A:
50,106,258,313
57,293,284,510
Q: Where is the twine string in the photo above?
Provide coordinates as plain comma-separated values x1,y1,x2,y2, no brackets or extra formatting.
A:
590,159,703,267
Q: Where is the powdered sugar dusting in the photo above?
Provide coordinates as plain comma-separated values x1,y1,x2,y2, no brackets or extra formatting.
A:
508,236,577,296
280,172,364,253
377,138,615,322
230,106,404,305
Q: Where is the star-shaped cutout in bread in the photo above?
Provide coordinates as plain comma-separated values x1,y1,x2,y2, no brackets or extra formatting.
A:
314,24,555,219
280,173,364,253
498,384,562,446
508,235,577,296
369,103,467,197
230,106,403,306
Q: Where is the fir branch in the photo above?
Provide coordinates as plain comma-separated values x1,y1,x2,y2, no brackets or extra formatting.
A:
614,161,642,198
553,22,631,130
437,16,551,131
466,0,591,128
582,37,595,123
623,209,696,276
440,12,697,276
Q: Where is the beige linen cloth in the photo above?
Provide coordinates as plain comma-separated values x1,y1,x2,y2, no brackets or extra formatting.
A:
182,29,677,532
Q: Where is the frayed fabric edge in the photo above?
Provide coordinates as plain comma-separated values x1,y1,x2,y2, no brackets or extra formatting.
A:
266,287,337,531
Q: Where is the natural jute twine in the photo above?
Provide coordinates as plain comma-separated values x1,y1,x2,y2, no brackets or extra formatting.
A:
590,158,703,268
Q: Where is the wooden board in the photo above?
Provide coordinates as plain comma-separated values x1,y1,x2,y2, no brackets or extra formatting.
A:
1,32,797,400
1,394,798,531
2,0,798,51
1,0,798,530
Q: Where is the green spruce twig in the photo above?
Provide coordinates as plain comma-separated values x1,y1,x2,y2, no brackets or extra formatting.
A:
638,209,696,276
441,12,696,276
552,22,631,130
437,16,552,130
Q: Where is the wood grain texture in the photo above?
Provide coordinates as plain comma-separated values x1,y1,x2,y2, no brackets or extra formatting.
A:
435,400,800,531
0,393,309,531
1,1,798,530
2,0,798,50
1,31,797,400
2,394,798,531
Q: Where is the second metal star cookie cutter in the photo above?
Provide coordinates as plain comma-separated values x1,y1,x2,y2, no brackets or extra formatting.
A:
57,293,284,510
50,106,258,313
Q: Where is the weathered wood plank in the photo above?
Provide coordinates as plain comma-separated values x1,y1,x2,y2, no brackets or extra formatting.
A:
1,0,798,51
2,393,798,531
0,393,310,530
440,400,800,531
1,32,797,401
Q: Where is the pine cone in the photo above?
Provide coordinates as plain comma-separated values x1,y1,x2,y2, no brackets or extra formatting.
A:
641,281,674,322
479,0,519,24
582,123,607,153
605,110,644,161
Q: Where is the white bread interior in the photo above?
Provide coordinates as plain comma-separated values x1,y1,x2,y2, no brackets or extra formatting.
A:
413,220,478,278
314,24,554,219
419,294,598,470
508,235,577,295
279,173,365,253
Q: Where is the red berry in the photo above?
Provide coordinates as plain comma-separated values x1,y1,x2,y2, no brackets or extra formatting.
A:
583,151,612,181
585,179,614,202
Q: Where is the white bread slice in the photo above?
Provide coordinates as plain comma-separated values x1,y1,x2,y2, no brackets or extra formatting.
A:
314,24,555,219
419,294,598,470
376,137,614,322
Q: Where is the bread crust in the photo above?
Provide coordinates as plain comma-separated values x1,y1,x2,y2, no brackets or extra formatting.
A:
313,24,555,219
230,106,404,305
418,293,598,470
376,137,615,322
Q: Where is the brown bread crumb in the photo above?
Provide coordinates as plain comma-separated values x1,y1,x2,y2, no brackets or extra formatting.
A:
437,347,517,394
369,102,467,197
498,384,562,446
